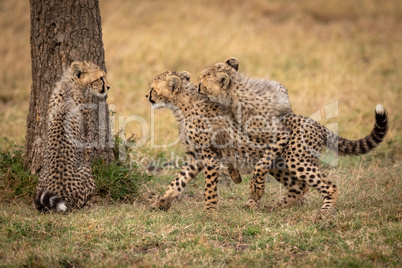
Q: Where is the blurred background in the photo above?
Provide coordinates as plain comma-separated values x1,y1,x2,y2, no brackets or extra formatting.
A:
0,0,400,163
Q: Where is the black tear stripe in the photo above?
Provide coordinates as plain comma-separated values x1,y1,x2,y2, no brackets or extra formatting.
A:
149,88,155,103
101,77,106,93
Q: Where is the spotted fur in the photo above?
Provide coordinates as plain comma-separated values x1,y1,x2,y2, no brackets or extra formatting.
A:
146,71,291,212
198,57,293,119
197,58,389,216
34,61,110,213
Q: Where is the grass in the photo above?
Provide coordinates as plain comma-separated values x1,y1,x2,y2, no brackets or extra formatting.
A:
0,153,400,267
0,145,37,202
0,142,151,204
0,0,401,266
92,157,152,202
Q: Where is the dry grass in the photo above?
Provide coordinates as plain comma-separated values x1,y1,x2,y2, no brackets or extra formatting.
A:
0,156,400,267
0,0,401,266
1,0,401,155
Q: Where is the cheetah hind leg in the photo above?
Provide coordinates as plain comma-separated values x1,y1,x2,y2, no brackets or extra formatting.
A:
289,161,339,219
315,176,339,220
264,169,310,211
75,168,95,210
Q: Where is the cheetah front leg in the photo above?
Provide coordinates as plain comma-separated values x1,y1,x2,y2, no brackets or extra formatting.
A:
243,136,288,210
243,150,279,210
150,154,203,211
201,149,221,211
243,130,289,210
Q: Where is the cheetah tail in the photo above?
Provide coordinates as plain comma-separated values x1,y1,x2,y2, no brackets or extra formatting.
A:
324,104,388,155
34,190,68,213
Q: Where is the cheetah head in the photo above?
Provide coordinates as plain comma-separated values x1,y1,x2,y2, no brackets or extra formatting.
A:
71,61,110,98
197,57,239,102
146,71,191,109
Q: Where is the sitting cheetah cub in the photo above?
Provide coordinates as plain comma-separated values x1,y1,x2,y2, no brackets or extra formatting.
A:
34,61,110,213
197,58,389,217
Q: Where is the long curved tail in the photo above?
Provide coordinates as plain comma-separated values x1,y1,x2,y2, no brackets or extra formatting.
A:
325,104,388,155
34,190,68,213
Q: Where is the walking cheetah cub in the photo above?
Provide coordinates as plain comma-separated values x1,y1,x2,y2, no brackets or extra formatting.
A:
197,58,389,216
146,71,292,212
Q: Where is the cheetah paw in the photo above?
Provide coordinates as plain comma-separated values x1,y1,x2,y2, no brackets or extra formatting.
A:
262,205,276,212
203,206,218,212
150,198,171,211
315,208,335,221
242,199,260,210
232,177,242,184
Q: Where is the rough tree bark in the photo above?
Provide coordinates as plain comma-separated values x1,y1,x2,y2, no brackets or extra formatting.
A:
25,0,114,174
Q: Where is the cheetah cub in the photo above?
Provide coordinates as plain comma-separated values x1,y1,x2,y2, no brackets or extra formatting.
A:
146,71,292,212
34,61,110,213
198,58,389,217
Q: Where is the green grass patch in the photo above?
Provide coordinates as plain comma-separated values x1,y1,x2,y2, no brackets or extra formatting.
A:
0,143,152,203
92,158,151,201
0,146,37,202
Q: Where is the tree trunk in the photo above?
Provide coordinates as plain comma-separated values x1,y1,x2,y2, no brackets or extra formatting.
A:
26,0,114,174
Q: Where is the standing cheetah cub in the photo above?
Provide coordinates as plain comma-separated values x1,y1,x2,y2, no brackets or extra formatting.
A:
146,71,292,212
34,61,110,213
197,58,389,217
198,57,293,118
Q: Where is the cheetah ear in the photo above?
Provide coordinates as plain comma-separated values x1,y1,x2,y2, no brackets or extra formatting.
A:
169,75,181,93
179,71,191,81
71,61,84,79
225,57,239,71
217,73,230,90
